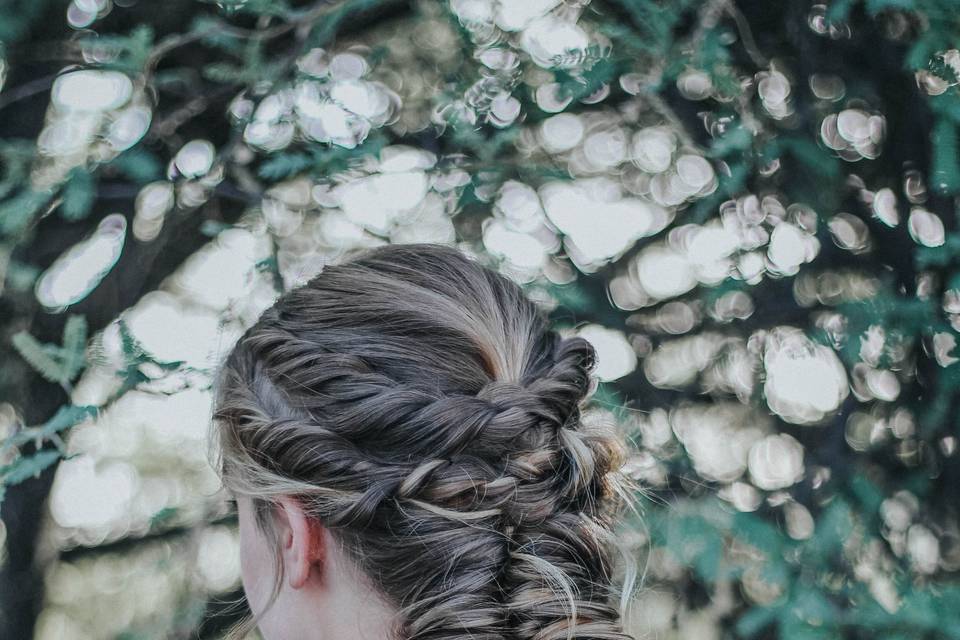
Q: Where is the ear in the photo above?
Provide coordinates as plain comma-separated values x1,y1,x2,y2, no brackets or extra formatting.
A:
275,496,324,590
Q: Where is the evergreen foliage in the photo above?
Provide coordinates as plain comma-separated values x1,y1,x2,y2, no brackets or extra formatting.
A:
1,0,960,638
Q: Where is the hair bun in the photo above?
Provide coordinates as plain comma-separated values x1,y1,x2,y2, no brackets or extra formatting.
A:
506,334,598,430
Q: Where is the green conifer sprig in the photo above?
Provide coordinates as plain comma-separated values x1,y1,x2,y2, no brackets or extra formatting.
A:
11,314,89,389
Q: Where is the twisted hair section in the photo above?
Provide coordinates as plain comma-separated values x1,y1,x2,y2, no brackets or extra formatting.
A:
209,243,642,639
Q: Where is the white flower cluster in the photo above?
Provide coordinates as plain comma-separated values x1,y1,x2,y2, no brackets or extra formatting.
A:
232,48,401,152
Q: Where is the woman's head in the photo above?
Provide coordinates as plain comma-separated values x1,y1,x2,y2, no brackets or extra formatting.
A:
210,242,640,639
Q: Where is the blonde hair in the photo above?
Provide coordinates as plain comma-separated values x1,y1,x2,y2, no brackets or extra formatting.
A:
209,242,642,639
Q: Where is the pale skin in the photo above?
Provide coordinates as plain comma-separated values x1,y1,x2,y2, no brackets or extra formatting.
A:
235,494,398,640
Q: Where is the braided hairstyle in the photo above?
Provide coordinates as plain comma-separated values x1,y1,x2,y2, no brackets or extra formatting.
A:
210,242,641,640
